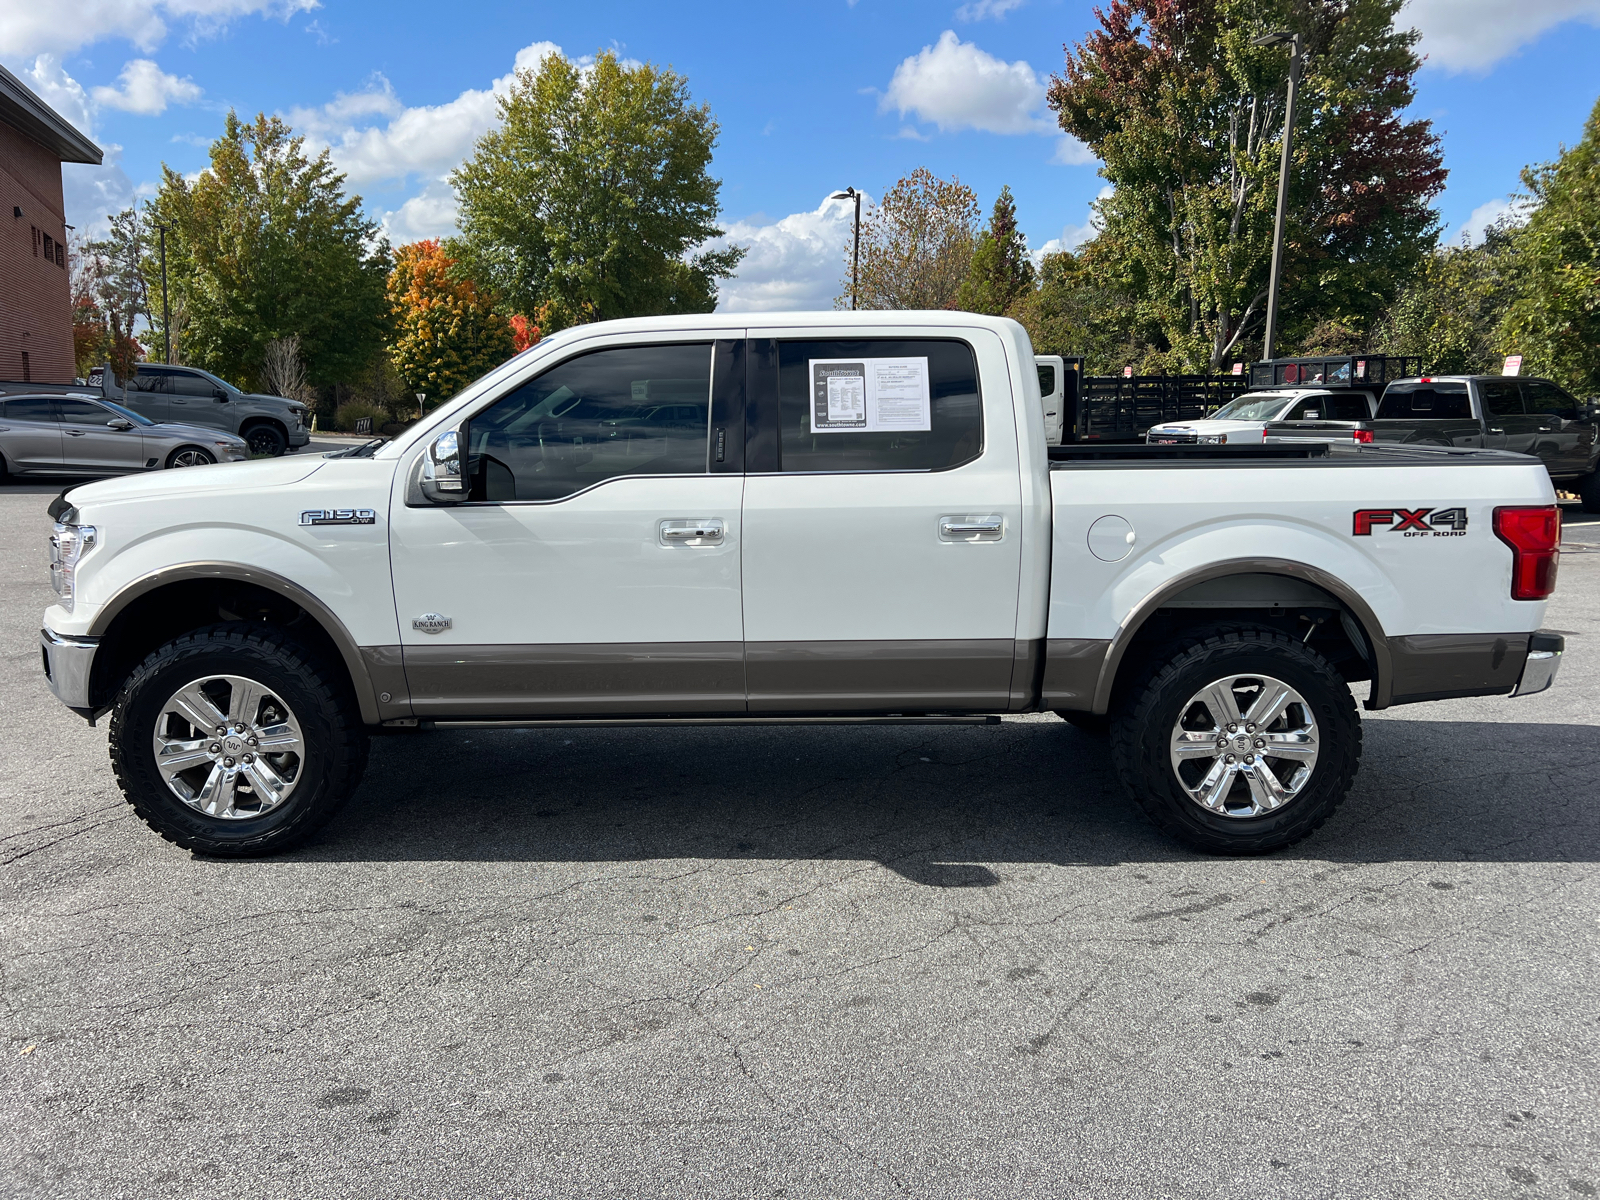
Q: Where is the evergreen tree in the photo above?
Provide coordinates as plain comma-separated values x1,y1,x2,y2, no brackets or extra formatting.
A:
958,186,1036,316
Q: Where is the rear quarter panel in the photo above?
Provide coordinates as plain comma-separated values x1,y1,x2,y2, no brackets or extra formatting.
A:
1047,459,1556,642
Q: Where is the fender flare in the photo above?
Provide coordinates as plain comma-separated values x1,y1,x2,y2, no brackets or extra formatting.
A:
87,562,382,724
1090,556,1394,713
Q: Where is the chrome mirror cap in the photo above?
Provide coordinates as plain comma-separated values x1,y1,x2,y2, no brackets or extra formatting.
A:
419,426,466,504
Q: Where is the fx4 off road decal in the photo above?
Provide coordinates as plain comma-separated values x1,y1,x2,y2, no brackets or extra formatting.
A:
1352,507,1469,537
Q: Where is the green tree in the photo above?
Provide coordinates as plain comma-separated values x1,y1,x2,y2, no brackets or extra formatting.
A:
1047,0,1447,370
82,208,152,378
1500,95,1600,396
958,186,1036,316
451,51,743,332
1371,222,1522,374
151,112,390,390
388,239,517,408
848,168,979,310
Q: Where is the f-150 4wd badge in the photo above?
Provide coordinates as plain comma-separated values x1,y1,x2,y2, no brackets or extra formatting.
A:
1352,507,1468,537
412,613,452,634
300,508,377,526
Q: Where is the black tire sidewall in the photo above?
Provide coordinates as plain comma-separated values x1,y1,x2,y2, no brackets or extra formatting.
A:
112,635,349,853
244,424,287,457
1117,637,1360,853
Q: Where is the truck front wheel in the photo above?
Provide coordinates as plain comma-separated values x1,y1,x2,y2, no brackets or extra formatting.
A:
1576,470,1600,514
243,423,288,457
108,624,369,856
1110,628,1361,854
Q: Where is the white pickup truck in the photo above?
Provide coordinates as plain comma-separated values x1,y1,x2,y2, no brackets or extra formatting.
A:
40,313,1566,858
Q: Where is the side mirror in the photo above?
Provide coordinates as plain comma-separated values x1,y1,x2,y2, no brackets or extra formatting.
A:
214,388,229,401
419,426,466,503
106,418,134,431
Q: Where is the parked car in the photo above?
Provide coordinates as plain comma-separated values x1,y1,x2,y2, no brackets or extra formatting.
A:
41,312,1563,861
1372,375,1600,511
1,362,311,457
0,393,247,480
1146,387,1377,444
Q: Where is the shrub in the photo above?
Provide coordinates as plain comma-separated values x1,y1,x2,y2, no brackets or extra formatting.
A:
332,401,389,433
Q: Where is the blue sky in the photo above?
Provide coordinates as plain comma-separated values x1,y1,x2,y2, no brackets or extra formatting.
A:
5,0,1600,311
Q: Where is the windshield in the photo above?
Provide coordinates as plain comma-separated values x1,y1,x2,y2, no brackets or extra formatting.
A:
1208,393,1296,422
100,399,155,427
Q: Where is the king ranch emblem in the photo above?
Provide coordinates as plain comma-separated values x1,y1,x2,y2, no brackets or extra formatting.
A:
1352,507,1469,537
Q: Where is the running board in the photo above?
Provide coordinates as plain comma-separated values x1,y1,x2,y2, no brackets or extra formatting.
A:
393,715,1003,730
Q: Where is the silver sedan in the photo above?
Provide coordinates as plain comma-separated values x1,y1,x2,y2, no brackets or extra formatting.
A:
0,393,249,480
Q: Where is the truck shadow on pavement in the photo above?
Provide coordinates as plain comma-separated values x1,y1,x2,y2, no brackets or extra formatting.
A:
300,717,1600,881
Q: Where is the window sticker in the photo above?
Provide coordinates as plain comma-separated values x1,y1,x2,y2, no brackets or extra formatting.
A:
809,357,931,433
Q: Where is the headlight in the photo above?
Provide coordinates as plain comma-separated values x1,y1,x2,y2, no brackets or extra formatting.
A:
1200,434,1228,444
49,522,97,613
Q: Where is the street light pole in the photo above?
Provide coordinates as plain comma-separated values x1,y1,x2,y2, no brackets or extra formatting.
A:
830,187,862,310
1254,30,1304,363
155,221,172,364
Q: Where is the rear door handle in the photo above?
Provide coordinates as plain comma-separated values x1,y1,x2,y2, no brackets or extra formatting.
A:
940,515,1004,541
660,518,724,545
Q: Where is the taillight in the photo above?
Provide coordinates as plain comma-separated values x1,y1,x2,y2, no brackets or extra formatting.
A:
1493,506,1561,600
1352,429,1374,444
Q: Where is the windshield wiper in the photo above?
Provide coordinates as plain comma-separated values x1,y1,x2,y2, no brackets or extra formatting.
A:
325,438,386,459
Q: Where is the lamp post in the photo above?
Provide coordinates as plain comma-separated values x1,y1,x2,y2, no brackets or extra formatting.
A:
1252,30,1304,363
830,187,862,310
147,219,173,364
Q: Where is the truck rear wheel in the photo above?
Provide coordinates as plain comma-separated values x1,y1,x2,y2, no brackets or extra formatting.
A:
1577,470,1600,514
1109,628,1361,854
108,623,368,856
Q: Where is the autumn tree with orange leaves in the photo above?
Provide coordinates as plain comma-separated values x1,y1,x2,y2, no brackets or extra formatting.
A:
387,240,517,408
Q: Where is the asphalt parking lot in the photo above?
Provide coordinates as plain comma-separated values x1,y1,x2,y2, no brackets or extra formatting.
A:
2,469,1597,1200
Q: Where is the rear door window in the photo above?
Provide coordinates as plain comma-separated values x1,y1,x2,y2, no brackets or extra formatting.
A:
1480,380,1525,417
774,338,981,472
1377,383,1472,420
1326,393,1372,420
131,367,170,394
3,397,56,421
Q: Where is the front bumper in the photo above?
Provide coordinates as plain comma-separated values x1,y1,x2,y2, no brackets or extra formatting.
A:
41,627,98,712
1512,630,1564,697
288,427,311,447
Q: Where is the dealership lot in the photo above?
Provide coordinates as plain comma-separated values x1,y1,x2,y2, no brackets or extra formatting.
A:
2,477,1597,1198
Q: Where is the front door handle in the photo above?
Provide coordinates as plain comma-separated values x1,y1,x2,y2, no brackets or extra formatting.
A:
65,429,87,437
660,518,724,545
940,515,1005,541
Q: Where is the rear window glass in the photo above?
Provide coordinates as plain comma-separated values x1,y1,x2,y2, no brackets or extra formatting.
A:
1326,393,1372,420
1377,383,1471,420
775,338,982,472
1037,364,1057,396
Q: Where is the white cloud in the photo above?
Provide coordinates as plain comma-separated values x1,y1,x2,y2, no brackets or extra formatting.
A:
1031,185,1112,262
377,181,460,243
710,193,866,312
0,0,318,58
1449,195,1531,245
881,30,1050,135
62,144,139,237
1406,0,1600,71
90,58,201,115
956,0,1025,19
1052,135,1096,166
291,41,563,188
17,54,94,135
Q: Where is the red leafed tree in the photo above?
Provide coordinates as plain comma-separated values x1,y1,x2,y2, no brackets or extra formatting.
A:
1047,0,1447,369
387,239,516,405
508,314,541,352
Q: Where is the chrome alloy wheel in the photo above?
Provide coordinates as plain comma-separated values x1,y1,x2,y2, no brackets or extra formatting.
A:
1168,674,1319,818
169,448,215,468
150,675,305,819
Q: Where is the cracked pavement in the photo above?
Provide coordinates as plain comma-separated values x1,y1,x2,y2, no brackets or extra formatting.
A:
2,481,1597,1199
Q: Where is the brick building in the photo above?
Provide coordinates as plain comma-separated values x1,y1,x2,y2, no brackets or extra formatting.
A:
1,62,102,385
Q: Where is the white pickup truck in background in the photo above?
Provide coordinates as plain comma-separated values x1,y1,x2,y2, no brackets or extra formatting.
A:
41,313,1565,858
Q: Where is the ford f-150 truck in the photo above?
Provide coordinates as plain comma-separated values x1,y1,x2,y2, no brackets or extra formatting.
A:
39,313,1566,858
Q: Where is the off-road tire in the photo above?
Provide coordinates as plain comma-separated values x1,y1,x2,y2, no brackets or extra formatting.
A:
109,623,368,856
243,422,288,457
1109,627,1361,855
1577,470,1600,514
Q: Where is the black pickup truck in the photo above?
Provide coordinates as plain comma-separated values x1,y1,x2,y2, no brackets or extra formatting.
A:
1372,375,1600,511
0,362,310,457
